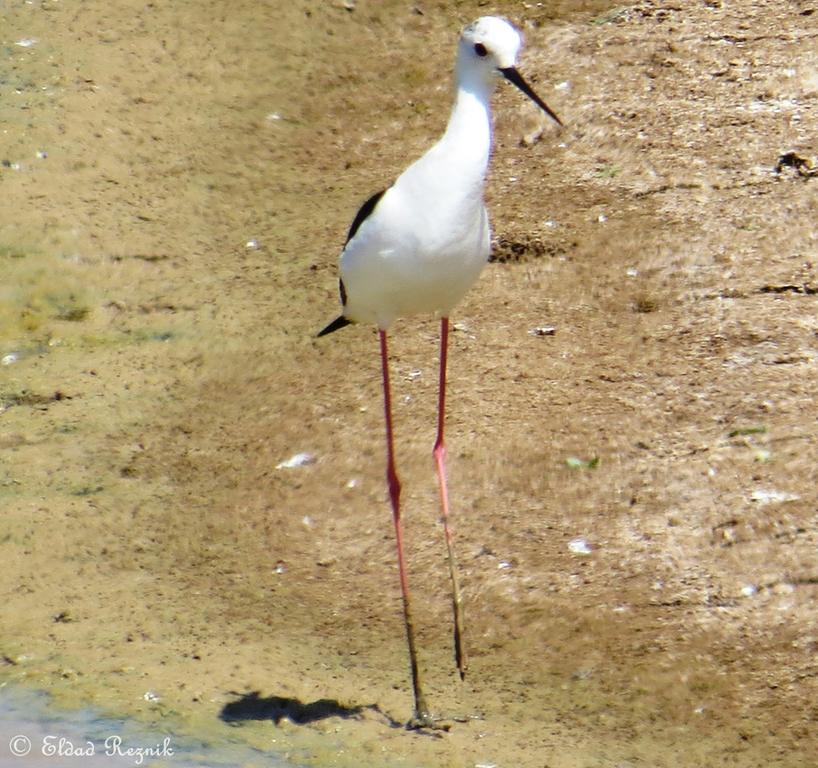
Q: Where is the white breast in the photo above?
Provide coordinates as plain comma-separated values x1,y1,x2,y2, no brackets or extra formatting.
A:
340,179,491,328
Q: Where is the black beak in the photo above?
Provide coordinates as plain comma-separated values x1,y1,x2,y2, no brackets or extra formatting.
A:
499,66,563,128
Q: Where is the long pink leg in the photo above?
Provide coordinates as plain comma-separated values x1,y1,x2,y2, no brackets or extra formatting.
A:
379,329,432,726
433,317,467,679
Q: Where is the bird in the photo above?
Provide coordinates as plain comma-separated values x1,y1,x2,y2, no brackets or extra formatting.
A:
317,16,562,728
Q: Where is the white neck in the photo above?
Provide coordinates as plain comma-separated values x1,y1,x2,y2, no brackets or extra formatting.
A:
433,71,494,188
397,63,496,203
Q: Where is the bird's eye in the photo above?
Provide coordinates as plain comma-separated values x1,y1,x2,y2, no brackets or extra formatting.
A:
474,42,488,57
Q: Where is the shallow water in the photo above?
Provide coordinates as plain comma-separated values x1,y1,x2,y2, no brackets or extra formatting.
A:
0,687,300,768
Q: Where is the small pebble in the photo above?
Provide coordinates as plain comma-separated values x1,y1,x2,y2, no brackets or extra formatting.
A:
750,489,799,505
568,538,593,555
529,326,556,337
276,452,315,469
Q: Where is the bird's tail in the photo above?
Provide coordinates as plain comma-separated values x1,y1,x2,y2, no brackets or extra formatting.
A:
316,316,352,337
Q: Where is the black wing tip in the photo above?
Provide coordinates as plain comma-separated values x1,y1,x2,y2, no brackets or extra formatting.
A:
316,316,352,338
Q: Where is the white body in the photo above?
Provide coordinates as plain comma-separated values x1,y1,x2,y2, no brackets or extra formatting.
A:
339,18,525,329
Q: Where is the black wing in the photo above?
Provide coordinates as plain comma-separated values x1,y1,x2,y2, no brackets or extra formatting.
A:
316,187,389,339
345,188,387,244
317,314,351,337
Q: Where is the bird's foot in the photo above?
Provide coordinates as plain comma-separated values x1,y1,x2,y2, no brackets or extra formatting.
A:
406,710,452,732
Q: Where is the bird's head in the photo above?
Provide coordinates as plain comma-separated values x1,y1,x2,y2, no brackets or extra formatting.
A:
458,16,562,127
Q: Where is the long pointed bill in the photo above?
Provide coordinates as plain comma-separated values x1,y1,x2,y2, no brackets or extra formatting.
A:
500,66,563,128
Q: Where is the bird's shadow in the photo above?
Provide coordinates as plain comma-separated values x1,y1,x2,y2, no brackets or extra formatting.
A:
219,691,403,729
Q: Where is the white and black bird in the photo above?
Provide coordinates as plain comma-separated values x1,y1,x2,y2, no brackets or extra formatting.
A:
318,16,562,727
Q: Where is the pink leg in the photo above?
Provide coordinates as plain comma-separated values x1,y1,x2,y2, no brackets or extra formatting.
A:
380,330,432,726
433,317,467,680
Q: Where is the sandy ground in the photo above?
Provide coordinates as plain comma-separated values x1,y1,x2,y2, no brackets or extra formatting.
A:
2,0,817,766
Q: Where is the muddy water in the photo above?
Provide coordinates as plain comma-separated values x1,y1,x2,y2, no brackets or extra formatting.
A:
0,686,299,768
2,1,817,767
